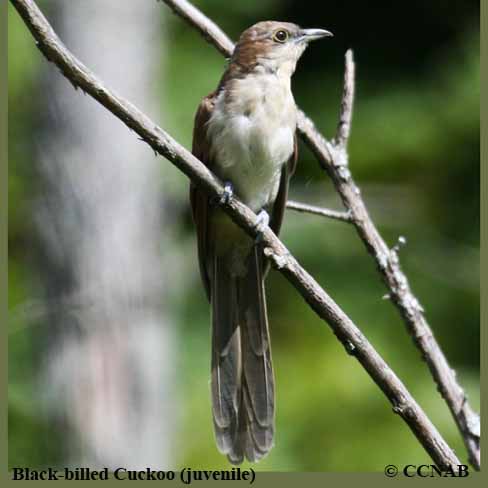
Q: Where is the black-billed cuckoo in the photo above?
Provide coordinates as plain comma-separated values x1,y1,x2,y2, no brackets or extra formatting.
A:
190,21,332,464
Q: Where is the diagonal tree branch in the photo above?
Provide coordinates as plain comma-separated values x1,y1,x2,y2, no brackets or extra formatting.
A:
161,0,480,469
300,51,481,470
11,0,462,469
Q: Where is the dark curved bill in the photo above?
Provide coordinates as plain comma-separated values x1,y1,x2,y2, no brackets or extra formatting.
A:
300,28,334,42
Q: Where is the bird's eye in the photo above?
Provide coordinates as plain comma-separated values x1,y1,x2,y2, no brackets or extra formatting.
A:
273,29,289,43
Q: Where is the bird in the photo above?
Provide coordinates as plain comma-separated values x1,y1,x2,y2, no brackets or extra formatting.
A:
190,21,332,464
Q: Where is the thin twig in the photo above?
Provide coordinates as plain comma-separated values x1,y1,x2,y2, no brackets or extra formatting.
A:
335,49,355,148
161,0,480,469
287,200,352,223
12,0,462,469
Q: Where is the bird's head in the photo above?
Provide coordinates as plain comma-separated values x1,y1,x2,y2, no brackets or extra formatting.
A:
231,21,333,77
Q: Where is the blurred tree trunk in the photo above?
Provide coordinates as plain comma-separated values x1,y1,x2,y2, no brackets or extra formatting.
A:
35,0,177,468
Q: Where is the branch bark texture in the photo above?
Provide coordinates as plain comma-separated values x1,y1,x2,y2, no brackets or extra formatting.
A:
161,0,480,469
11,0,463,470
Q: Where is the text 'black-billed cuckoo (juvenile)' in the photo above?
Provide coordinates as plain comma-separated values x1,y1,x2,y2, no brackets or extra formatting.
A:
190,21,332,464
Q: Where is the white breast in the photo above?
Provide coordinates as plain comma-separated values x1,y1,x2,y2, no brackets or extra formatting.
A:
207,71,296,212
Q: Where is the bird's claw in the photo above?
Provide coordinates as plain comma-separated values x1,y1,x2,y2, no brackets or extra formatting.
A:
254,210,270,243
220,182,234,204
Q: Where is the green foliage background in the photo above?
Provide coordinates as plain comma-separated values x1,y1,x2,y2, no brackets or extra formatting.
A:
8,0,479,471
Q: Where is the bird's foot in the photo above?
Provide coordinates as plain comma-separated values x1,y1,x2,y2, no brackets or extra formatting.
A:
254,210,270,243
220,181,234,204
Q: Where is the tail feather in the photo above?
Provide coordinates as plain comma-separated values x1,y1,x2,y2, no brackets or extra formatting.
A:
211,256,240,453
211,247,275,464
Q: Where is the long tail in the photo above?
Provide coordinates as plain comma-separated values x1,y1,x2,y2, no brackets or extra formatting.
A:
211,246,275,464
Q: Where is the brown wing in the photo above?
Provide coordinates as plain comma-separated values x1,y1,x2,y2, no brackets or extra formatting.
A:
190,92,217,300
260,133,297,276
269,133,298,236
